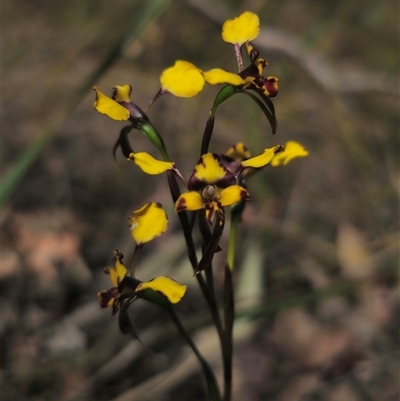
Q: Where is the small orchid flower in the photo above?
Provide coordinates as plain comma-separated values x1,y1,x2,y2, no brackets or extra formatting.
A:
98,250,187,315
175,153,250,224
240,41,278,97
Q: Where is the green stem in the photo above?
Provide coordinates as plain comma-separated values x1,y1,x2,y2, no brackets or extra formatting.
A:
168,307,222,401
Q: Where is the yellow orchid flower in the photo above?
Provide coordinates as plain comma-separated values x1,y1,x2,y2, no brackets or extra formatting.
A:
175,153,250,224
98,250,186,315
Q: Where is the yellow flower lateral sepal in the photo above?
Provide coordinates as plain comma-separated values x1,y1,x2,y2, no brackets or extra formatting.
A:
241,145,284,168
271,141,309,166
128,152,174,175
136,276,187,304
202,69,245,86
222,12,260,46
93,87,130,121
129,202,168,245
114,251,128,281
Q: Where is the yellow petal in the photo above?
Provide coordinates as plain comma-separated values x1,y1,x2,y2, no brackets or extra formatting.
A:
219,185,250,206
225,142,251,161
271,141,309,166
160,60,205,97
129,202,168,245
175,191,204,213
203,69,245,86
112,84,132,103
194,153,229,184
104,267,119,287
128,152,174,175
136,276,187,304
93,87,130,121
241,145,283,168
114,250,128,284
222,12,260,46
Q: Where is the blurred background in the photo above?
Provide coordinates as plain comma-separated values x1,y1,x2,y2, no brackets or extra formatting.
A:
2,0,399,400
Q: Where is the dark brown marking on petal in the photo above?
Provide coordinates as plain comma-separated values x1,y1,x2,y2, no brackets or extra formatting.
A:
263,77,278,97
239,63,259,80
240,189,251,201
175,197,187,213
111,87,118,100
246,41,260,63
205,207,215,225
111,299,120,315
112,249,124,265
274,145,285,154
98,288,119,309
209,154,236,188
216,171,237,189
187,155,207,190
187,178,202,191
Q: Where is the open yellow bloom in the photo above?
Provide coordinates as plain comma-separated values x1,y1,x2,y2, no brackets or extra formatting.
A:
222,11,260,46
160,60,245,98
240,42,279,97
129,202,168,245
98,250,186,315
97,250,130,315
175,153,250,224
271,141,309,166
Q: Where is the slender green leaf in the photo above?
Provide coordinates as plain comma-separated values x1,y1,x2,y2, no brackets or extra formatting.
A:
1,127,53,207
